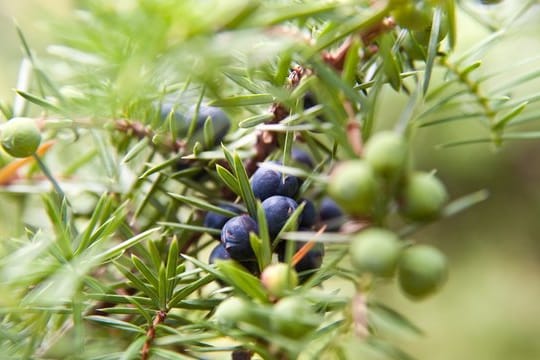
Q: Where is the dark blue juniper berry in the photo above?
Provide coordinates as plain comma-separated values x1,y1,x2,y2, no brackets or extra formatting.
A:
298,198,317,229
262,196,299,239
208,243,259,276
160,103,231,146
185,105,231,146
303,91,318,110
209,243,232,262
319,197,345,232
291,148,314,169
221,215,258,261
302,91,325,122
203,204,243,239
277,240,325,282
250,165,299,201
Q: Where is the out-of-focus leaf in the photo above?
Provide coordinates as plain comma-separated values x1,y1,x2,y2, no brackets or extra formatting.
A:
85,315,145,334
442,189,490,218
209,94,273,107
443,0,457,49
493,101,528,131
342,37,360,87
378,34,402,91
215,261,267,301
364,337,417,360
239,113,274,128
241,2,340,27
150,348,192,360
368,301,424,336
119,336,146,360
423,8,442,95
122,138,150,163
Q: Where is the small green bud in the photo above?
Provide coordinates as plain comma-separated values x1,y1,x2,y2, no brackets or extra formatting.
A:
260,263,298,298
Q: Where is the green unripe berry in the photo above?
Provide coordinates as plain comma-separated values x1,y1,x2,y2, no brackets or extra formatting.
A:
399,172,448,221
272,296,320,339
261,263,298,298
398,245,448,300
412,16,449,45
328,160,379,217
402,32,428,61
213,297,252,326
0,117,42,158
364,131,408,179
392,4,432,31
350,228,401,278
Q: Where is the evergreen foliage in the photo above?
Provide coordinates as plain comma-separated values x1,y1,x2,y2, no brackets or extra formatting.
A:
0,1,538,359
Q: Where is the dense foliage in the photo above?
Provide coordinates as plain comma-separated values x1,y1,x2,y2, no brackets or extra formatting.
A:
1,0,539,359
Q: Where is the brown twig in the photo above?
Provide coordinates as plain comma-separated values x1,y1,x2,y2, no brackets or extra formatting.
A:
247,18,396,173
322,17,396,70
245,66,306,176
115,119,186,153
141,310,167,360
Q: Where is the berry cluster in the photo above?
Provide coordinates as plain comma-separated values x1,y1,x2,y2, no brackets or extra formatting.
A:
161,103,231,149
328,131,447,222
328,131,449,299
214,294,321,340
160,103,231,176
206,148,344,283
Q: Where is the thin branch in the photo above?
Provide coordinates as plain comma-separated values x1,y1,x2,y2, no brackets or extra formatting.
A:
141,310,167,360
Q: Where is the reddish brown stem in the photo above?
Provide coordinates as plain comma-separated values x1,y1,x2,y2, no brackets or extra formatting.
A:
115,119,186,153
141,310,167,360
247,18,396,173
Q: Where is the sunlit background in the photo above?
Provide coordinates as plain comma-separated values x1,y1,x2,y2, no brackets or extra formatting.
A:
1,1,540,359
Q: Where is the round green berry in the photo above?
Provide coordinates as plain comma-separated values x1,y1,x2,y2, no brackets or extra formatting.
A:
399,172,448,221
364,131,408,179
261,263,298,298
213,297,252,326
398,245,448,300
392,4,433,31
350,228,401,278
327,160,379,217
272,296,320,339
0,118,42,158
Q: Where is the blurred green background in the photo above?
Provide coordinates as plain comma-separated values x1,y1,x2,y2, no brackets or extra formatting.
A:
1,1,540,359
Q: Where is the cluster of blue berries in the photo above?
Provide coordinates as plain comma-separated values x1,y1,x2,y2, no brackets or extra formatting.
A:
206,149,345,281
161,103,231,174
161,103,231,148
